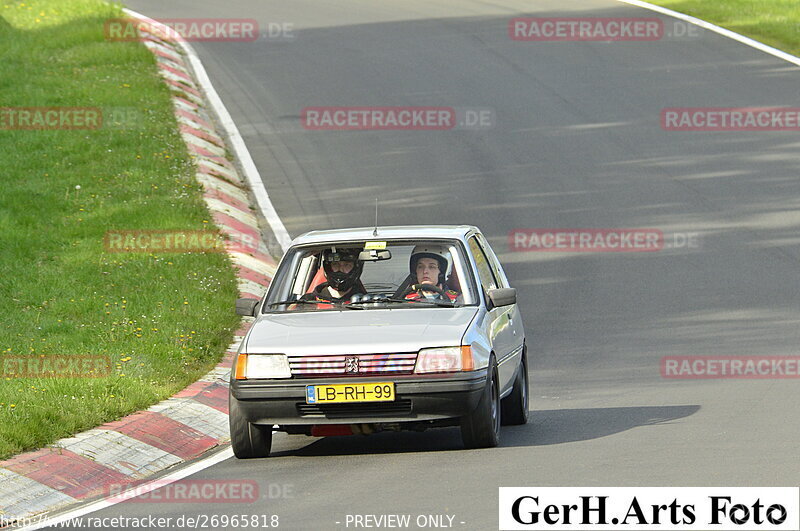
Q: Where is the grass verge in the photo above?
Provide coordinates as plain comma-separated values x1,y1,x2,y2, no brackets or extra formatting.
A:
0,0,241,460
645,0,800,57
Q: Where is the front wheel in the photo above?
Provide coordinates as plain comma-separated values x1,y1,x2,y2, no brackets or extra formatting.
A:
460,357,500,449
229,394,272,458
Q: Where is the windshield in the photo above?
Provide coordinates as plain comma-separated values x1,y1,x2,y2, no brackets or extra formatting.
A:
263,239,477,312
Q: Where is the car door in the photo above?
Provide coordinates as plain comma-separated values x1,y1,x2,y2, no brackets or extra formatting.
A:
467,235,517,392
476,233,525,361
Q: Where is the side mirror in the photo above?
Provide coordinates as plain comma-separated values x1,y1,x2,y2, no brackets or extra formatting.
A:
487,288,516,308
235,298,260,316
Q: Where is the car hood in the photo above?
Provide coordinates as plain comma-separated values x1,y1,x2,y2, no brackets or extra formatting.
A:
244,307,478,355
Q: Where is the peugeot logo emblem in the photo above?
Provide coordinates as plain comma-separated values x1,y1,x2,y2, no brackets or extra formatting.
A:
345,357,359,373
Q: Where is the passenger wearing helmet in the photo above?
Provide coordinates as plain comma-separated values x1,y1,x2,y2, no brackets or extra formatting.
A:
403,244,460,303
303,248,366,305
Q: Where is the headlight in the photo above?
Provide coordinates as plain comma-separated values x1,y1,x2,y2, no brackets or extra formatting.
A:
235,354,291,379
415,346,474,374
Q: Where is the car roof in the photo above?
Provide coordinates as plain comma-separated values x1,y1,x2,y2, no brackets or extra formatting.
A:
290,225,479,246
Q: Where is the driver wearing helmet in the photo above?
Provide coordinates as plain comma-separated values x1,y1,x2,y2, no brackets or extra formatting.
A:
403,244,460,303
302,248,366,305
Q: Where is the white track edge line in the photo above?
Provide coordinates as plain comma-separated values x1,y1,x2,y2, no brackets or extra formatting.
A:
615,0,800,68
19,448,234,531
123,8,293,252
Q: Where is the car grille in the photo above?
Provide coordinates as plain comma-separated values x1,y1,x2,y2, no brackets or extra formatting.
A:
288,353,417,377
296,399,413,418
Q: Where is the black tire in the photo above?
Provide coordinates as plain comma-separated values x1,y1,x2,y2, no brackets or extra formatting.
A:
501,346,529,426
229,393,272,458
460,357,500,449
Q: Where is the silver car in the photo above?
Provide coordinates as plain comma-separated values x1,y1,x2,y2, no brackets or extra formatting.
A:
230,225,528,458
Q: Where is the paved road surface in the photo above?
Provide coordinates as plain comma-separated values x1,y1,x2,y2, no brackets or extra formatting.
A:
50,0,800,528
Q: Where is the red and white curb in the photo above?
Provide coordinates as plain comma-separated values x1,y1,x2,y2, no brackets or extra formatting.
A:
0,13,279,527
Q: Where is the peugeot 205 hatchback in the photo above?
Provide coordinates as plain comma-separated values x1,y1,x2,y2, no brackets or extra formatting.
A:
229,225,528,458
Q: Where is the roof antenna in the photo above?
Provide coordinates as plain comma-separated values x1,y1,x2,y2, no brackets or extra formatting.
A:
373,198,379,237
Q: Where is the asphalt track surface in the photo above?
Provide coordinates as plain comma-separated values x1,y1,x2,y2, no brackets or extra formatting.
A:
49,0,800,529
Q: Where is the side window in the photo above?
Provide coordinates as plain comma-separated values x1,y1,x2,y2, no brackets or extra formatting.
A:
476,234,510,288
468,236,498,293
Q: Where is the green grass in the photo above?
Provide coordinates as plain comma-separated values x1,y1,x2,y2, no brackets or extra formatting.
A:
646,0,800,57
0,0,242,459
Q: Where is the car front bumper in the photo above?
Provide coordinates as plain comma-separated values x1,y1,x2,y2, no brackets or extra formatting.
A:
230,372,487,425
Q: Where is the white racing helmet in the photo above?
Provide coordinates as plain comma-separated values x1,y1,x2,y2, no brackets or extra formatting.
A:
409,244,451,286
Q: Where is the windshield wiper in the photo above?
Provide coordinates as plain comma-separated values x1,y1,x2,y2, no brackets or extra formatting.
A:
394,298,455,308
267,299,327,307
348,296,455,308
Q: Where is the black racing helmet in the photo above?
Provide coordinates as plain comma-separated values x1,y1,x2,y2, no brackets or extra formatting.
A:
409,244,451,287
322,248,363,292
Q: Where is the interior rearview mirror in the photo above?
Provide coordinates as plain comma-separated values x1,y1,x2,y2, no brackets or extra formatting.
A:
358,249,392,261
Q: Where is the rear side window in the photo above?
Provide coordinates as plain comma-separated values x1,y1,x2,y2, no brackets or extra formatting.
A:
468,236,498,294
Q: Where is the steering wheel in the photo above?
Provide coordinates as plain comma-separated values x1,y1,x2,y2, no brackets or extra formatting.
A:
409,283,447,297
